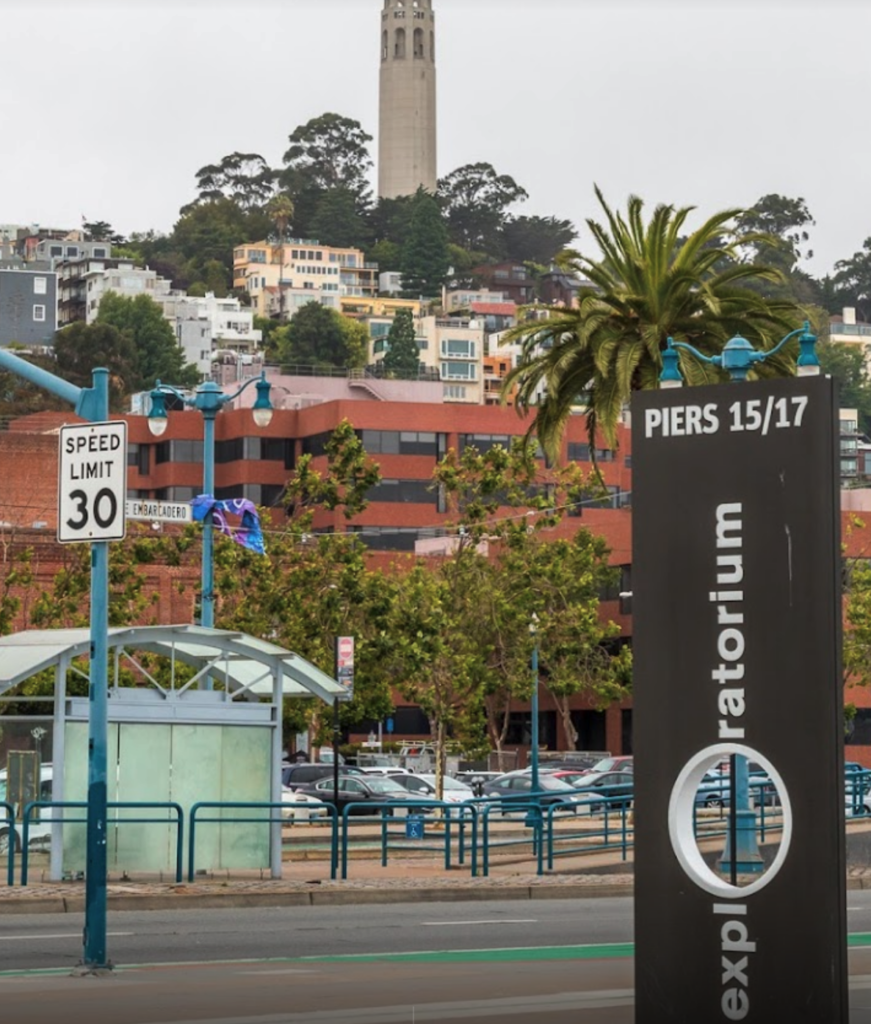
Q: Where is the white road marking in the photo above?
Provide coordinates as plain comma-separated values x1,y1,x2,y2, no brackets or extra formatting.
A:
0,932,134,941
419,919,538,927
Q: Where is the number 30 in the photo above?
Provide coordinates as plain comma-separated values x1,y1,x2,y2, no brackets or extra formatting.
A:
66,488,118,531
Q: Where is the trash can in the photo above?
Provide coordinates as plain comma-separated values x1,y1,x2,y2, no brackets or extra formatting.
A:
405,814,425,840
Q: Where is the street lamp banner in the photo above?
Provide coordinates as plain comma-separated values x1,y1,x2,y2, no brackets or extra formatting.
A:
632,375,847,1023
336,635,354,702
57,421,127,543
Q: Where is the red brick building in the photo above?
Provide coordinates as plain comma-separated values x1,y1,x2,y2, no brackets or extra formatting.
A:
6,398,870,766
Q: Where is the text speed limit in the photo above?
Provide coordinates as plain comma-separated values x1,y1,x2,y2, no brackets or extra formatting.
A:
58,421,128,543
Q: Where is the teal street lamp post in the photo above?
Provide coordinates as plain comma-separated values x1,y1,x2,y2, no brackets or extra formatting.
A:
147,376,273,642
659,321,820,876
529,613,540,797
0,350,111,968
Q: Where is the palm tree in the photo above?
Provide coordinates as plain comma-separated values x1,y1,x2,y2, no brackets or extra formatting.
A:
501,187,802,456
266,195,295,322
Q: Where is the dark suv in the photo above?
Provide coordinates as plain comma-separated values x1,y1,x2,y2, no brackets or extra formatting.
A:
281,763,362,789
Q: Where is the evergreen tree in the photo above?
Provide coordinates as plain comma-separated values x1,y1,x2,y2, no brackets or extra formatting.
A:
382,309,420,377
399,188,450,298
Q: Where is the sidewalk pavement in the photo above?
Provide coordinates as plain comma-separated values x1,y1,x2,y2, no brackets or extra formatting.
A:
4,820,870,915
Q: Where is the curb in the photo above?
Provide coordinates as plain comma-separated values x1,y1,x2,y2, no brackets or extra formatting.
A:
3,875,867,914
0,881,634,914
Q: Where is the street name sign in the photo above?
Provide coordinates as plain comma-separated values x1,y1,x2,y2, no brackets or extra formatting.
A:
58,421,127,544
632,376,847,1022
126,499,192,524
336,635,355,701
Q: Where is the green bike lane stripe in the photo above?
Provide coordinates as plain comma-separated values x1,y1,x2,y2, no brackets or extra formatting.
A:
3,934,871,977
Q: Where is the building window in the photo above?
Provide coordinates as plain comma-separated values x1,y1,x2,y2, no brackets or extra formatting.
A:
155,439,204,464
33,277,47,295
32,305,46,322
367,479,435,504
441,361,476,380
49,245,63,258
441,339,476,359
459,434,512,455
395,26,406,56
443,385,467,400
127,443,150,475
413,26,424,57
93,248,107,258
358,430,439,456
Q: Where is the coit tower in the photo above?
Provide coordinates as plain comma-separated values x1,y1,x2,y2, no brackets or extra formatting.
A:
378,0,438,199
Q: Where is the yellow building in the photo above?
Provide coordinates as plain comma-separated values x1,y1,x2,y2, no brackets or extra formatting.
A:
340,295,422,320
232,240,378,320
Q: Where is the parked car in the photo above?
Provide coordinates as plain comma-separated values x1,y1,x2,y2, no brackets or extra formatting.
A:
571,771,634,813
582,756,634,775
295,774,422,816
478,771,585,814
0,764,53,854
281,763,363,790
391,773,476,804
280,786,329,823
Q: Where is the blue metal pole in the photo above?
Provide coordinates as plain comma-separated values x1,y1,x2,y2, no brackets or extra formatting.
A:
531,636,540,795
200,410,216,636
83,367,111,967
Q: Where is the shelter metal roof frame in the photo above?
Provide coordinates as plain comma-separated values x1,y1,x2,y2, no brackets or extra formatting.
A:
0,625,345,703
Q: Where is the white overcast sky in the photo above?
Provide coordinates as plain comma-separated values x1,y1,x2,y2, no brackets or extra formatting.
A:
0,0,865,276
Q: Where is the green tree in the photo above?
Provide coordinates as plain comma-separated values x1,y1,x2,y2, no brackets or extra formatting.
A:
817,342,871,434
501,215,577,265
337,315,369,370
437,162,528,252
310,188,371,250
734,194,820,304
735,194,815,272
53,321,137,408
82,220,126,245
279,301,351,369
169,199,272,290
280,113,374,233
212,421,390,741
182,152,276,212
833,239,871,322
399,188,450,298
502,187,803,455
96,292,199,390
382,309,420,377
266,194,295,243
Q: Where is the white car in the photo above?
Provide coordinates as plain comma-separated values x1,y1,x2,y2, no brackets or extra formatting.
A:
391,773,476,804
281,785,329,823
0,764,53,854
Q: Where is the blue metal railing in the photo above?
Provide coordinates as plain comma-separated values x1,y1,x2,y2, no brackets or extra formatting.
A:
21,801,184,886
339,800,476,880
189,801,338,883
2,801,14,887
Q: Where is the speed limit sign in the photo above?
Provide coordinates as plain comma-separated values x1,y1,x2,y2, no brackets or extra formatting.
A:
58,422,128,543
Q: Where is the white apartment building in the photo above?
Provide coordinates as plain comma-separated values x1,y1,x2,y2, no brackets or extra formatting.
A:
162,293,263,377
84,262,176,323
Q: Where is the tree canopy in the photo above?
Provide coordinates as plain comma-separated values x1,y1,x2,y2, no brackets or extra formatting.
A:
502,186,802,455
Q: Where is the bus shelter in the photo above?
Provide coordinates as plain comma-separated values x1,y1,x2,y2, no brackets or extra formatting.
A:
0,624,344,880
